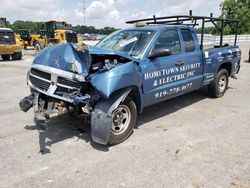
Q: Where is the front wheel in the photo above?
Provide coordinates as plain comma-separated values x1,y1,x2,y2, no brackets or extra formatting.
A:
11,52,22,60
208,69,229,98
1,55,10,61
108,97,137,145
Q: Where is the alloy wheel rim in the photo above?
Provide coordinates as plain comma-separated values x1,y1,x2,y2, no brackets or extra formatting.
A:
111,105,131,135
218,74,227,92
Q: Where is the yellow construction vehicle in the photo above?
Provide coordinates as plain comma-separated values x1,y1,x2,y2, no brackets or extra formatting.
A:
33,21,83,52
0,17,23,60
16,29,32,49
30,30,46,51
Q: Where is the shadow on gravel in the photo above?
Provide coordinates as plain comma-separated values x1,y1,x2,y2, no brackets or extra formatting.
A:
25,117,109,154
136,89,210,128
24,87,223,154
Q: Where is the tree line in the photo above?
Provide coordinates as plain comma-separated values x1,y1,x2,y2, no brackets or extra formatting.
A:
196,0,249,35
6,0,249,35
6,21,117,35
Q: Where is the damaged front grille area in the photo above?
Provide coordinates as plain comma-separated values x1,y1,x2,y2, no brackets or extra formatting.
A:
57,77,81,89
29,76,50,91
29,68,82,101
31,68,51,80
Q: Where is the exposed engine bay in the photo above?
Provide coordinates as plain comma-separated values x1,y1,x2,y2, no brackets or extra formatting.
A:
90,54,132,73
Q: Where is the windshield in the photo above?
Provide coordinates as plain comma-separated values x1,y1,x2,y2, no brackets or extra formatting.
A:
55,22,65,29
55,22,66,30
96,30,155,57
0,19,6,27
19,30,30,36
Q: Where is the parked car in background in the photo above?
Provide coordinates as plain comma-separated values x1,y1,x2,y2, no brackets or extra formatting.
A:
0,17,23,60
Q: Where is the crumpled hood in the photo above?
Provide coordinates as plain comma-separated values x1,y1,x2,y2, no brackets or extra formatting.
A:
33,44,91,77
32,43,138,77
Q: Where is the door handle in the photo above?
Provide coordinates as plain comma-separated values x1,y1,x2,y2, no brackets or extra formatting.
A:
175,61,184,66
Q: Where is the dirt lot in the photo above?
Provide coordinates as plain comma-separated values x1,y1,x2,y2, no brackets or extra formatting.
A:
0,44,250,188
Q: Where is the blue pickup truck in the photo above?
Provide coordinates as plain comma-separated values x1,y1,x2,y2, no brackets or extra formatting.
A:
20,14,241,145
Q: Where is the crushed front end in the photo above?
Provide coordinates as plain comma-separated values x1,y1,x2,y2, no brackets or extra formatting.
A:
20,64,99,123
19,43,139,145
20,44,102,122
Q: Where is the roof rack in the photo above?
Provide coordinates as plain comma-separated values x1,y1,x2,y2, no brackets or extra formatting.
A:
126,10,240,49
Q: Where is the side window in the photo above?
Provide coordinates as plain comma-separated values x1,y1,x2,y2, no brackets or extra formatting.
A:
153,30,181,55
181,29,196,52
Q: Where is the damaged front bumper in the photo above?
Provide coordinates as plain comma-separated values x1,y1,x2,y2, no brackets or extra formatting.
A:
20,63,100,121
28,64,87,103
19,43,141,145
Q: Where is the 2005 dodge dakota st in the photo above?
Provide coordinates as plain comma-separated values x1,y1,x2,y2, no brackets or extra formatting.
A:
20,14,241,145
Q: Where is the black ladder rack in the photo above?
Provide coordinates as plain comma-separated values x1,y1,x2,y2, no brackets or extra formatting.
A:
126,10,240,50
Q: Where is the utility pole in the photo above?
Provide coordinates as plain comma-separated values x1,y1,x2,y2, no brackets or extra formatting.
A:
83,0,86,25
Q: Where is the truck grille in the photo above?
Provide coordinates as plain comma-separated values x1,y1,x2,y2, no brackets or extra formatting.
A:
29,75,50,91
29,68,81,95
58,77,81,88
0,31,16,45
66,32,78,43
31,68,51,80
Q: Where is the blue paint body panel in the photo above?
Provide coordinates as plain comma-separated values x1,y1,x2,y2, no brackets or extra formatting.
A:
30,25,241,113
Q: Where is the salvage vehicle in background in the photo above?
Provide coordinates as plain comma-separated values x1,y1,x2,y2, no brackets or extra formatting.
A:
33,20,83,52
17,29,32,49
0,17,23,60
20,12,241,145
30,30,46,51
15,29,46,50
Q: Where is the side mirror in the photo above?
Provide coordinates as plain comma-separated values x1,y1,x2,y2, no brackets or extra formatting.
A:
148,49,172,59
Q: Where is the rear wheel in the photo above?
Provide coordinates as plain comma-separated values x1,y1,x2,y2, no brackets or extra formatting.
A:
1,55,10,61
248,50,250,62
208,69,229,98
108,97,137,145
11,52,22,60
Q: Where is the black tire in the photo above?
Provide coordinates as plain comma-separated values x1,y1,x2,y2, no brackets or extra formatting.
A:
1,55,10,61
108,97,137,145
208,69,229,98
248,50,250,62
11,52,22,60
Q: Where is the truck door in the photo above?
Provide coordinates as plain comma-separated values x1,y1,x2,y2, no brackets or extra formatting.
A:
179,28,203,91
141,29,189,107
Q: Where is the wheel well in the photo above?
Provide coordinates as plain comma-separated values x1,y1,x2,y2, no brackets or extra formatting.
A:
128,86,141,113
218,62,232,75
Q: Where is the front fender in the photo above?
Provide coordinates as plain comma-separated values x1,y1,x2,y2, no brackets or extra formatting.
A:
91,87,132,145
90,62,142,98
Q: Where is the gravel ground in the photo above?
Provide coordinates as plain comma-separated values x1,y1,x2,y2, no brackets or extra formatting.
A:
0,43,249,188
